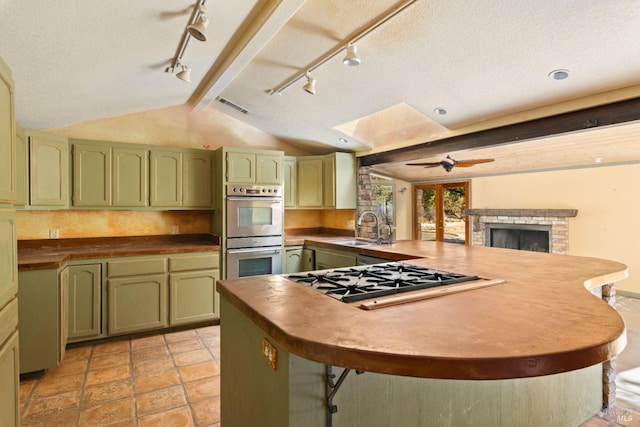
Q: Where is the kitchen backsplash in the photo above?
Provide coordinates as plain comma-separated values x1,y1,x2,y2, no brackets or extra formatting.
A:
284,209,355,231
16,210,210,240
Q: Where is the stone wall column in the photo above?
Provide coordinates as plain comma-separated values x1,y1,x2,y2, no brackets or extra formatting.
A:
601,282,617,410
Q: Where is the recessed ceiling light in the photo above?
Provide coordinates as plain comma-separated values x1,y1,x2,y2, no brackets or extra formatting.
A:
548,69,570,80
338,137,349,144
433,108,447,115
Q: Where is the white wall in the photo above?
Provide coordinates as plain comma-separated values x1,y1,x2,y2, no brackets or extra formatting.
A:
470,163,640,293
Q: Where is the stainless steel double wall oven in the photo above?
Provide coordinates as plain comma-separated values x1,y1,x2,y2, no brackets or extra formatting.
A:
225,184,283,279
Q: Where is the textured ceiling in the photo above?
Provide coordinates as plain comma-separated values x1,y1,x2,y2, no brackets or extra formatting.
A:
2,0,640,181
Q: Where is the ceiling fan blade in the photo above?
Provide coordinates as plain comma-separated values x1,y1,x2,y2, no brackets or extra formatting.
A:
455,158,495,167
406,162,442,167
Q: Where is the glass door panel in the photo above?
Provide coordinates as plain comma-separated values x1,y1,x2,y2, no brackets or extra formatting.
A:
414,183,469,244
442,185,467,244
415,187,437,241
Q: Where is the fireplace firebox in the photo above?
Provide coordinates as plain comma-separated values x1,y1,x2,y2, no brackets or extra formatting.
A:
485,223,551,253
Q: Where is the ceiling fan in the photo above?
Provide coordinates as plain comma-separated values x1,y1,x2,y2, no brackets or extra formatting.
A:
407,155,494,172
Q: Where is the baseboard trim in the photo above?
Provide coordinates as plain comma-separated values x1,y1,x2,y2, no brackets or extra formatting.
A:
618,290,640,299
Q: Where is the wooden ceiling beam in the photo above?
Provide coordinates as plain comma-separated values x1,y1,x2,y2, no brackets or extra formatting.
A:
358,96,640,167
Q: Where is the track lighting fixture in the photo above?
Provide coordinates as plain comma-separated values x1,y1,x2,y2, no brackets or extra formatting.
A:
343,44,361,66
187,6,209,42
303,72,316,95
176,62,192,83
164,0,207,83
269,0,417,96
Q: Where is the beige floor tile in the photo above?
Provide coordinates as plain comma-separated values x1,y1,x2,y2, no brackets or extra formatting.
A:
136,385,187,417
133,354,175,377
63,345,93,361
134,368,181,394
92,340,131,356
167,338,205,354
184,375,220,403
32,372,84,399
138,405,195,427
22,389,81,418
89,351,130,371
85,365,131,387
165,329,200,343
173,348,214,366
19,377,37,406
202,336,220,348
131,334,166,350
46,358,88,378
209,345,221,361
132,343,169,362
197,325,220,338
82,379,133,408
191,396,221,426
78,397,135,426
20,410,79,427
179,360,220,382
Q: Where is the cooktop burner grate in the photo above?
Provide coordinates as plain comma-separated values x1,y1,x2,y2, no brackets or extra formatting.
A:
285,262,480,303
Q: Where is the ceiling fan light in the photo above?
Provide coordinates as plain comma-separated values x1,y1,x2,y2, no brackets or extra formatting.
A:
187,13,209,41
176,64,192,83
343,44,361,66
303,73,316,94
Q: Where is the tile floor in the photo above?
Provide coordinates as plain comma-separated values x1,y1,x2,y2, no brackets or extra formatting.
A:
19,297,640,427
20,326,221,426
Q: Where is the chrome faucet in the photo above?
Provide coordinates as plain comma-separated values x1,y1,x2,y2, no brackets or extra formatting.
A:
357,210,382,244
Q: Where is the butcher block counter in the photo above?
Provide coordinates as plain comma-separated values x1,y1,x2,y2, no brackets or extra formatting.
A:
218,241,628,427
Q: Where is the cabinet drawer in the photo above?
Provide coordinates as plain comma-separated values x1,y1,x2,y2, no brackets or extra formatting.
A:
0,298,17,347
169,253,219,272
107,257,167,277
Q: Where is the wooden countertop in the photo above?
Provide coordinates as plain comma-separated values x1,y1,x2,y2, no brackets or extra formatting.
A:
218,240,628,380
18,234,220,271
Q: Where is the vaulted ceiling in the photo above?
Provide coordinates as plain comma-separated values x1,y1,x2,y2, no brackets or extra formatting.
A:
2,0,640,182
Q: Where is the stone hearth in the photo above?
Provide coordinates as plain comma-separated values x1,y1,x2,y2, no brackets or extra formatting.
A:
464,209,578,254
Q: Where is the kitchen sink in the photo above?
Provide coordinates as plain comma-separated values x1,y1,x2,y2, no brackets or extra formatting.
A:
332,240,374,247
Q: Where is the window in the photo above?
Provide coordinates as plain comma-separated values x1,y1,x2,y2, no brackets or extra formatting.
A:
414,182,469,244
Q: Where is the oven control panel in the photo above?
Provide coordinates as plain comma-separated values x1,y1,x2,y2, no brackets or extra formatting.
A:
227,184,282,196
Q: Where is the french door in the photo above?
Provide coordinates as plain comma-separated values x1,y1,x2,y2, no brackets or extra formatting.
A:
414,182,469,244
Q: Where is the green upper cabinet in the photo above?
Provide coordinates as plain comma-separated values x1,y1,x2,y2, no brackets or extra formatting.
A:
297,157,323,208
73,143,112,207
296,152,356,209
0,59,15,205
73,142,149,208
150,149,212,209
183,151,212,208
14,125,26,207
224,149,283,185
150,150,182,207
284,156,296,208
27,130,69,208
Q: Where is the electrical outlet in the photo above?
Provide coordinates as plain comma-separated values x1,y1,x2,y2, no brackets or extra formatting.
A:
261,338,278,370
171,226,179,235
49,229,59,239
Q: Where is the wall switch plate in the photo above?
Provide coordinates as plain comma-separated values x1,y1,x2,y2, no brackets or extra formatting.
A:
171,226,179,235
49,229,59,239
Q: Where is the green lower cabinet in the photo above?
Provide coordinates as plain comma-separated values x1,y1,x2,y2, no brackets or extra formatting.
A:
314,247,357,269
108,274,168,335
0,331,19,427
67,264,102,342
169,270,219,326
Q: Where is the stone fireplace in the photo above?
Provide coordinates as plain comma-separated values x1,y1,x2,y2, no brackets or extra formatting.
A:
464,209,578,254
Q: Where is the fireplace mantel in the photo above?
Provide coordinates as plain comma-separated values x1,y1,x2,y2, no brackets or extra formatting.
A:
464,209,577,218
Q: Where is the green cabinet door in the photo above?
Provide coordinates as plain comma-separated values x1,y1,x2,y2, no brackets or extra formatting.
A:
297,158,323,208
0,59,15,204
323,156,336,209
226,152,255,183
28,131,69,207
314,247,357,269
169,269,219,325
150,150,182,207
67,264,102,341
284,247,303,273
108,274,168,335
284,156,296,208
14,125,26,207
183,151,212,207
256,154,282,184
73,144,112,207
0,331,19,427
0,210,16,311
113,147,148,207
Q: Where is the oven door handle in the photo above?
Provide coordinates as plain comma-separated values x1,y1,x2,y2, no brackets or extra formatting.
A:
226,197,282,203
227,247,282,255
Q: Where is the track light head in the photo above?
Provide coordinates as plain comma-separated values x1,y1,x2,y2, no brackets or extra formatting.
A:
187,8,209,41
343,44,361,66
303,72,316,94
176,63,192,83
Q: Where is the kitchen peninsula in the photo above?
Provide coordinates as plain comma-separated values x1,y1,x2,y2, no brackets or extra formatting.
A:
218,240,628,427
